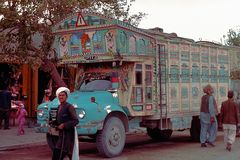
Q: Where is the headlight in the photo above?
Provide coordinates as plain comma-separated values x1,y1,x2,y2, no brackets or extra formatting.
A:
37,109,44,118
73,104,78,108
78,109,86,119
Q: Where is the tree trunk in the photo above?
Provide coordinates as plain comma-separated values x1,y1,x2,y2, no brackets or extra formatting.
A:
41,59,67,88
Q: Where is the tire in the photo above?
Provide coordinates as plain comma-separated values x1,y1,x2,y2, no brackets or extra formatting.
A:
147,128,172,141
96,117,126,158
190,117,200,142
46,133,59,151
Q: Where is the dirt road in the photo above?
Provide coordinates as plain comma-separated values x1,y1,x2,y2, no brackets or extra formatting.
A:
0,130,239,160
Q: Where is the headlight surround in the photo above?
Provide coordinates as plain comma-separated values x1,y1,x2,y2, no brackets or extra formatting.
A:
37,109,44,118
78,109,86,119
73,104,78,108
37,105,48,119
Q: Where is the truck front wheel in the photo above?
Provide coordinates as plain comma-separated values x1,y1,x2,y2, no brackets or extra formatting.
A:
46,133,58,151
96,117,126,158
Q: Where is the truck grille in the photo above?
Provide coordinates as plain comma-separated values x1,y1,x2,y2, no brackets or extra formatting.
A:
49,108,58,121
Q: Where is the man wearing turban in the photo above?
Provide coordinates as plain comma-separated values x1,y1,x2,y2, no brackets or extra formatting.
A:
200,84,218,147
52,87,79,160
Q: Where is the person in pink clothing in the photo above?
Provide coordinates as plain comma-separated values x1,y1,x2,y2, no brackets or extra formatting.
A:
17,103,27,135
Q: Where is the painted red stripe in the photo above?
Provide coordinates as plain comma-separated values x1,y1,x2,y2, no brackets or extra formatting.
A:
111,77,119,82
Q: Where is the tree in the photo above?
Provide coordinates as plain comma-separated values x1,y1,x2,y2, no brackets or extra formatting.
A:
0,0,146,87
224,27,240,46
223,27,240,80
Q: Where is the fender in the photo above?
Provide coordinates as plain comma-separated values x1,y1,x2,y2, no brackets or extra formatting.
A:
77,102,127,135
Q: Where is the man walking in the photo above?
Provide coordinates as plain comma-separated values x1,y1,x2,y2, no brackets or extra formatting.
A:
200,84,218,147
0,85,12,129
219,90,239,151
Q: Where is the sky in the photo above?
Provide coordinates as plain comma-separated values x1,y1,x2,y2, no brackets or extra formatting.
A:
130,0,240,43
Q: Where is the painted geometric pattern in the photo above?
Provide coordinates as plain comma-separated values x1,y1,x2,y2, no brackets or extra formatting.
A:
55,29,155,59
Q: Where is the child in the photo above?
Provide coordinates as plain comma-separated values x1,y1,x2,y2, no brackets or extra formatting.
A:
11,84,19,100
17,103,27,135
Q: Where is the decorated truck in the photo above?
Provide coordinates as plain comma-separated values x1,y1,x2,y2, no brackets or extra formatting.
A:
36,12,230,157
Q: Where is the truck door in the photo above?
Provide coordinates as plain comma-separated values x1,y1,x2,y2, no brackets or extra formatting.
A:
131,62,154,115
132,64,144,109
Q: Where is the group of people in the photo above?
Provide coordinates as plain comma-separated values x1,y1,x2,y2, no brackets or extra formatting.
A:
10,70,22,101
0,83,78,159
0,69,27,135
200,84,239,152
0,85,79,160
0,84,27,136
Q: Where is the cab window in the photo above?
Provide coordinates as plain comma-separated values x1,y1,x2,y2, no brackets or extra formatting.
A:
135,64,142,85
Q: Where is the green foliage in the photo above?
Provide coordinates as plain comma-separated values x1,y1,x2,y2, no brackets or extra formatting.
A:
0,0,145,65
224,27,240,46
224,27,240,79
87,0,147,27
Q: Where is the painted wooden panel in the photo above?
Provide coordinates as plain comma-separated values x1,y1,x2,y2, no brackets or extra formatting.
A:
54,30,155,63
169,83,180,112
180,84,190,111
190,83,201,112
166,42,230,116
54,13,111,31
53,12,155,64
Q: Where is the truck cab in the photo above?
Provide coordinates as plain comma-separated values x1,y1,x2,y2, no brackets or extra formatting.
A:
36,60,155,157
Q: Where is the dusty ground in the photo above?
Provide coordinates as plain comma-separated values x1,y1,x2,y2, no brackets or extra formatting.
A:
0,130,239,160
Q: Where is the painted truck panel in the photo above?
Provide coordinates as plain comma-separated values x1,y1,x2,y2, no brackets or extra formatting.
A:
158,41,230,130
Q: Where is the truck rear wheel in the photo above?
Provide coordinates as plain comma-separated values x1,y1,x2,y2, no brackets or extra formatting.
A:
96,117,126,158
46,133,58,151
190,117,200,142
147,128,172,141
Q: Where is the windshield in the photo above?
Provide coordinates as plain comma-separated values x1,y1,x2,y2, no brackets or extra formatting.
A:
79,79,112,91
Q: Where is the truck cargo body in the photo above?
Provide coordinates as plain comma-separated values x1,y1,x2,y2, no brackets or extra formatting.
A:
141,40,229,132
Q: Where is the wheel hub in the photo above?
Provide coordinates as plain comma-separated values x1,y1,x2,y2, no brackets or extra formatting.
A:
109,127,121,147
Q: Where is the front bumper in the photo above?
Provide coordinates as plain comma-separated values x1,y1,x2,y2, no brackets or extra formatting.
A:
34,124,51,133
